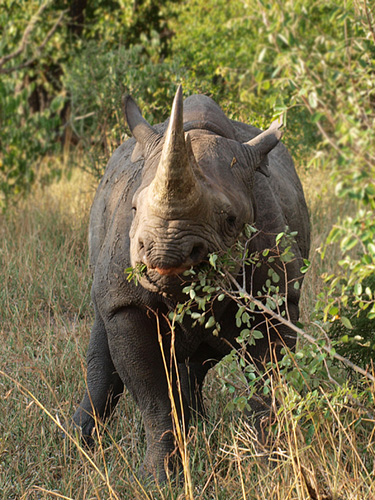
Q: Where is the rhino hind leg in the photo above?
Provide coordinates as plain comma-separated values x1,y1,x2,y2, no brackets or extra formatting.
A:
72,309,124,443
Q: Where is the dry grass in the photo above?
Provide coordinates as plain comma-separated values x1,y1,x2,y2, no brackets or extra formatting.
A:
1,166,375,499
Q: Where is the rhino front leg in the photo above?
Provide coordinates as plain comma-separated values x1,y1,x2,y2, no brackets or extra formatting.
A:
107,306,188,483
73,306,124,442
178,352,217,417
179,362,206,417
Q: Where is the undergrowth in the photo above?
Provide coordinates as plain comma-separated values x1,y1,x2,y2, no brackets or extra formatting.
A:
1,168,375,499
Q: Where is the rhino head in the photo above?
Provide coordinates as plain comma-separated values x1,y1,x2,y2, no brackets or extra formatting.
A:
124,86,283,294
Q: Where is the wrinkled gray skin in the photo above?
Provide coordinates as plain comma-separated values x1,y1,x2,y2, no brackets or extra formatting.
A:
73,86,310,482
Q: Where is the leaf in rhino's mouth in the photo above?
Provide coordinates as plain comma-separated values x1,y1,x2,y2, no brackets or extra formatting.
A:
125,263,147,285
128,264,185,291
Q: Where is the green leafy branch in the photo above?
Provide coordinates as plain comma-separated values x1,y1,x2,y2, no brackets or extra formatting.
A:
125,263,147,286
167,227,375,391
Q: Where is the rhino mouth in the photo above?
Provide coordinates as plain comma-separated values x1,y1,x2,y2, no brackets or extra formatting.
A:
138,266,194,296
148,264,191,276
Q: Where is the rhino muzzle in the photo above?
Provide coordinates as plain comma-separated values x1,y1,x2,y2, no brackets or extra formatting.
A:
138,235,208,276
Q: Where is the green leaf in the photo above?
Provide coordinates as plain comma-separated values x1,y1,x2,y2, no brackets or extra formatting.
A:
341,235,358,252
191,312,202,319
276,232,285,245
205,316,216,329
340,316,353,330
308,91,318,108
239,328,250,338
258,47,267,62
272,272,280,283
252,329,263,339
328,306,339,316
209,253,218,268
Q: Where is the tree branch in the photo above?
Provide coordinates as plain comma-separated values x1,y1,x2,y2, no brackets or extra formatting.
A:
363,0,375,46
0,3,65,75
225,271,375,383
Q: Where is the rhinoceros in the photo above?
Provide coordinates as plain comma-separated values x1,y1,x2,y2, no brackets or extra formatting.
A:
72,85,310,481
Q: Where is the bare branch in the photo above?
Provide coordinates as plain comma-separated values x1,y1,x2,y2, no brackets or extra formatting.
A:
0,1,50,67
0,3,65,75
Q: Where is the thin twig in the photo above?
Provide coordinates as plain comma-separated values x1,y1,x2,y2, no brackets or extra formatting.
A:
225,272,375,383
0,5,65,74
0,2,50,67
363,0,375,46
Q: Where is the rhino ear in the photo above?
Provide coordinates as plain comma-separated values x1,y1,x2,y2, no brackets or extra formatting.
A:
257,157,270,177
122,95,161,161
243,117,283,176
244,116,283,155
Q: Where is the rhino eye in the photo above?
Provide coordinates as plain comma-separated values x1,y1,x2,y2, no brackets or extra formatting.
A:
131,207,137,218
226,215,237,227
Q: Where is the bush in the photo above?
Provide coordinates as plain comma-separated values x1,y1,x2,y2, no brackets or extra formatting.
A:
0,0,177,205
328,274,375,368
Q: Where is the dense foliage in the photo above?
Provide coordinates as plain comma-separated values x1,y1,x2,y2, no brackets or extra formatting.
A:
0,0,177,203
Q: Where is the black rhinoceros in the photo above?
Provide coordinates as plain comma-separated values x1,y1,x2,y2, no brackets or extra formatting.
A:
72,85,310,481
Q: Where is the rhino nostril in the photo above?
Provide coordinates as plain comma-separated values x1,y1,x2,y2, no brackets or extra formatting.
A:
190,244,205,263
138,239,144,252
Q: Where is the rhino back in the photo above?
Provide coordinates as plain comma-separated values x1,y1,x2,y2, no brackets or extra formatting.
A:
182,94,236,139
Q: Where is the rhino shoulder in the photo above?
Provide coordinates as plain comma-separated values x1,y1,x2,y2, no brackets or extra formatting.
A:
89,138,143,269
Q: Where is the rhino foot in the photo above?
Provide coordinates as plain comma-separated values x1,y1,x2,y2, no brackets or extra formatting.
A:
65,407,98,448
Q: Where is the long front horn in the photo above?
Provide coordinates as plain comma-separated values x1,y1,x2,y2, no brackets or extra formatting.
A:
148,85,202,214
